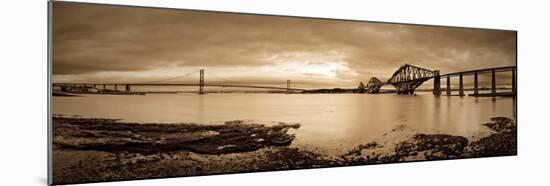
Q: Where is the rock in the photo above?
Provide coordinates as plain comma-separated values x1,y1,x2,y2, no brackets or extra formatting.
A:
466,117,517,157
53,117,301,155
395,134,468,159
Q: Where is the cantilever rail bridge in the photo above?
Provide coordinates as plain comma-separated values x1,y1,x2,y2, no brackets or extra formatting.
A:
365,64,437,94
365,64,516,97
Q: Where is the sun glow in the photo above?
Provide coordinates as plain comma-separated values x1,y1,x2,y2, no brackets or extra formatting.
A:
281,61,345,78
264,51,354,80
53,51,359,86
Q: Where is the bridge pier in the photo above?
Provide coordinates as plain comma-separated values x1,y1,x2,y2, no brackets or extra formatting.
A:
491,70,497,95
199,69,205,94
286,80,291,94
446,76,451,96
459,73,464,96
474,72,479,95
102,84,106,90
433,70,441,96
114,84,118,91
125,85,131,92
512,69,516,95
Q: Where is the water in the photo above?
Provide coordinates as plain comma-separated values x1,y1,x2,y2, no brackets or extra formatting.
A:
53,93,515,154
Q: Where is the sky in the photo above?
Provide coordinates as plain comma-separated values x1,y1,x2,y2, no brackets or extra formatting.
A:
52,2,516,89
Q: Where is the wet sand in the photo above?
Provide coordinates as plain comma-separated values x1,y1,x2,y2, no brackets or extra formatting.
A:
52,117,516,185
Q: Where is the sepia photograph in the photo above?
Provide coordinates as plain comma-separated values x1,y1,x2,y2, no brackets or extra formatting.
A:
50,1,516,185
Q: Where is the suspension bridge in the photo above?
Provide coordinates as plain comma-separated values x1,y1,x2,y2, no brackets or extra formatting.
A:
53,69,305,94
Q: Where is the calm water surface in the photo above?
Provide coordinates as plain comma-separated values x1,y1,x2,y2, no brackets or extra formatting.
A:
53,93,515,154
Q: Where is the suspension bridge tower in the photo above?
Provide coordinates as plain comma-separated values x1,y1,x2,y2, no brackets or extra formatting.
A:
286,80,291,94
199,69,205,94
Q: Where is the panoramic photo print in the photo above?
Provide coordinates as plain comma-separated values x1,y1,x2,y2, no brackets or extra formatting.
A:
50,1,517,184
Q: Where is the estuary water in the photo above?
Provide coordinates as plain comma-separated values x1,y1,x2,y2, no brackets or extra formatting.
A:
53,93,515,154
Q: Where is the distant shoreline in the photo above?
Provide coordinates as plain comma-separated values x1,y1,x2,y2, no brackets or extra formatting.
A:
52,86,514,96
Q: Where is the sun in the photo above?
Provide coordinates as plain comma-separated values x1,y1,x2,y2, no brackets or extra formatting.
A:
265,51,351,79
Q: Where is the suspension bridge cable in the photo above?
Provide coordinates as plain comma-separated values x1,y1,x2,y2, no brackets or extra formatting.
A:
206,73,233,84
135,70,200,84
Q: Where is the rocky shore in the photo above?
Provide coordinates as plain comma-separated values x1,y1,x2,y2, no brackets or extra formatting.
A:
341,117,516,164
52,117,516,184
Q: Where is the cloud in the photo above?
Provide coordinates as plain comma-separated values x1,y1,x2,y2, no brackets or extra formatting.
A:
52,2,516,88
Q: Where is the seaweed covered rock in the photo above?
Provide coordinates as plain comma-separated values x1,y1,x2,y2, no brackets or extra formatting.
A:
53,117,300,154
343,117,516,164
258,147,338,170
395,134,468,160
466,117,517,157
